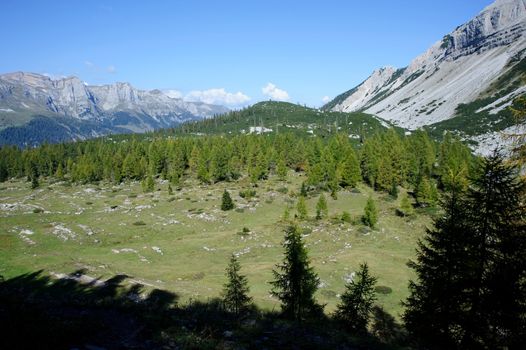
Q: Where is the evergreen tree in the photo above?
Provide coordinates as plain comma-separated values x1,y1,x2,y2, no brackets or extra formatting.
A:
334,263,377,333
339,149,361,188
223,254,252,316
55,162,64,180
270,225,322,321
403,186,470,349
415,176,438,207
29,161,39,189
277,156,288,181
221,190,235,211
296,196,308,220
0,161,8,182
389,181,398,199
404,152,526,349
142,174,155,193
399,194,414,217
315,194,328,220
362,196,378,228
461,152,526,348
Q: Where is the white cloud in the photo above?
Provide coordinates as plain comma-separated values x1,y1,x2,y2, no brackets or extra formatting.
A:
262,83,289,101
164,90,184,99
184,88,251,106
322,96,331,103
85,61,116,74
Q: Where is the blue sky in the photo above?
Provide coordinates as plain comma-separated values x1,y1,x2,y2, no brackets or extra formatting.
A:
2,0,493,107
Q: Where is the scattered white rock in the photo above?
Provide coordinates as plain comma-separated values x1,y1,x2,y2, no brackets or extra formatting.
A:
152,246,163,255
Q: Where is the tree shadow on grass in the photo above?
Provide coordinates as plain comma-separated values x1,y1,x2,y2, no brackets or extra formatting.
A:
0,270,402,350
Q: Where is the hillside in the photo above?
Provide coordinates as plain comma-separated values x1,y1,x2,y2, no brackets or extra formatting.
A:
173,101,403,140
325,0,526,153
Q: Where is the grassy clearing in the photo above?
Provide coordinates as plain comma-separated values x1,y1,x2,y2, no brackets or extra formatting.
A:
0,173,431,318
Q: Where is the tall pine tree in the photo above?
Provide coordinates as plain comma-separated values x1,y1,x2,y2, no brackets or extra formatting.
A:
270,225,322,321
335,263,377,333
223,254,252,316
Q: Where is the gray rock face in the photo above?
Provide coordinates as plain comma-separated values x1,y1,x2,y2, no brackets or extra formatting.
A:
327,0,526,130
0,72,229,145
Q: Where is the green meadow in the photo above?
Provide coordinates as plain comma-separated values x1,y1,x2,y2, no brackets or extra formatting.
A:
0,172,432,318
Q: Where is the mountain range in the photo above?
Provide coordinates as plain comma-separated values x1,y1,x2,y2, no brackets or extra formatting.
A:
1,0,525,151
324,0,526,153
0,72,228,146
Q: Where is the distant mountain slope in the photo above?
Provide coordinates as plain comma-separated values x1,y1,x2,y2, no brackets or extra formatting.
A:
172,101,402,140
325,0,526,152
0,72,228,146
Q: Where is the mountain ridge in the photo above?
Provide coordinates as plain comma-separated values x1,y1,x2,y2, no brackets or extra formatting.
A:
0,72,228,146
324,0,526,139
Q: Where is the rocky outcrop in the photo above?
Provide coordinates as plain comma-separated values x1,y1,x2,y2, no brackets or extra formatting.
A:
327,0,526,130
0,72,228,145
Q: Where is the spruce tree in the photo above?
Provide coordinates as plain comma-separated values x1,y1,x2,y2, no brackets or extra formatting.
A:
270,225,322,321
223,254,252,316
221,190,235,211
29,162,39,189
296,196,308,220
315,194,328,220
404,152,526,349
461,152,526,348
334,263,377,333
362,196,378,228
403,186,470,349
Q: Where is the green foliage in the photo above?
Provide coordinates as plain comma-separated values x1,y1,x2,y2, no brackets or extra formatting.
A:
341,211,352,223
239,189,256,199
362,197,378,228
398,194,414,217
296,196,308,220
221,190,235,211
389,181,398,199
270,225,323,320
277,156,288,180
315,194,328,220
339,149,361,188
282,206,290,222
334,263,377,333
141,174,155,193
404,153,526,349
415,176,438,207
29,161,39,189
222,254,252,316
300,182,308,197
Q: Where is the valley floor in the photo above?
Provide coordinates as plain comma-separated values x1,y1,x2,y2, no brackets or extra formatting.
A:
0,173,431,318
